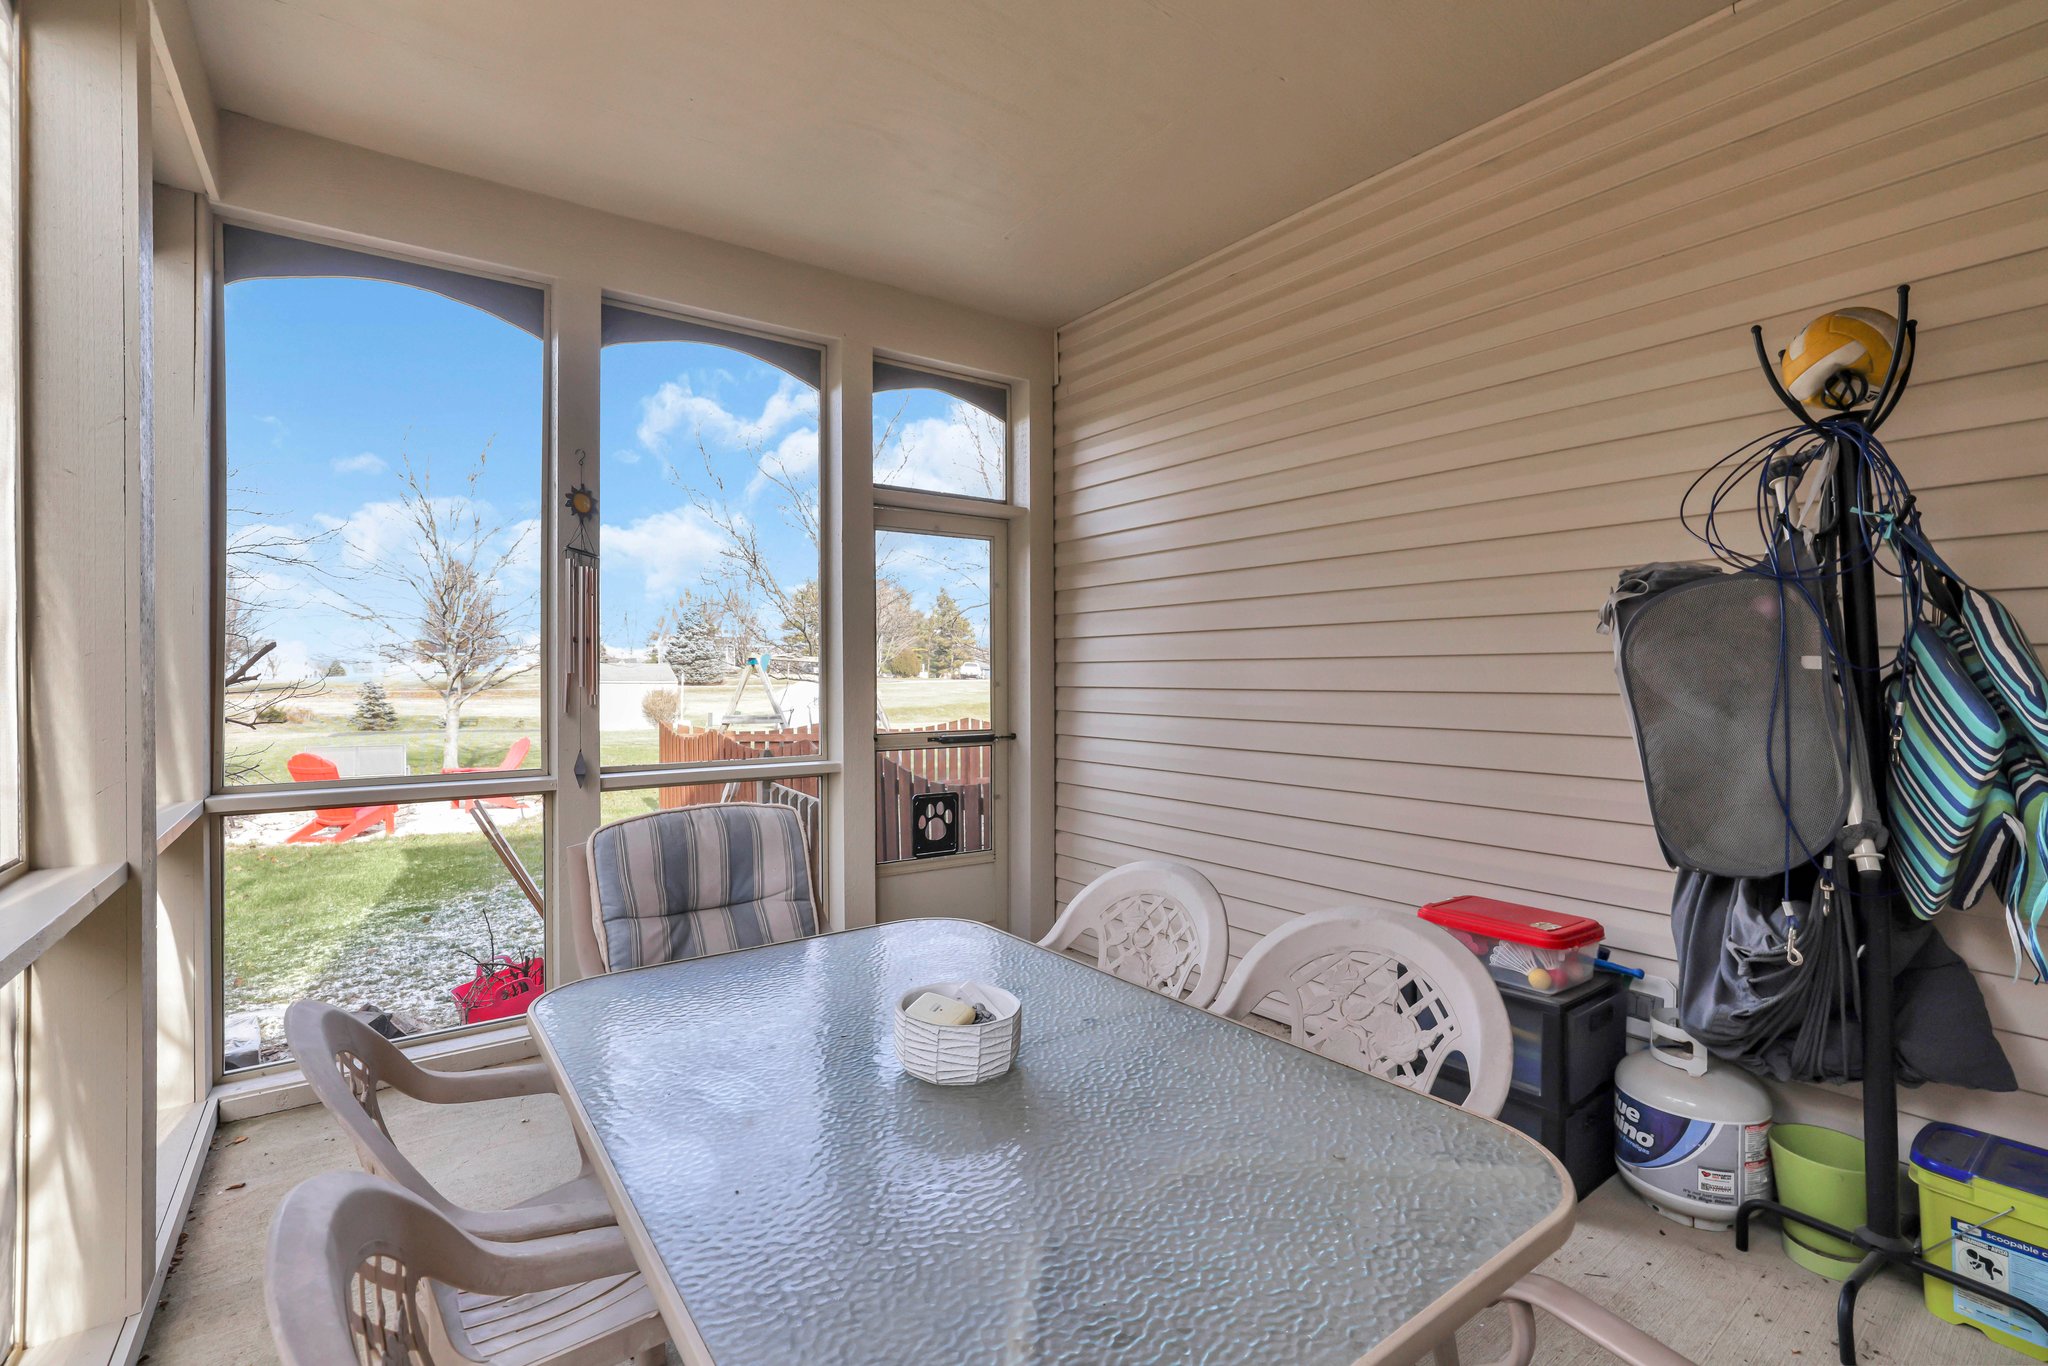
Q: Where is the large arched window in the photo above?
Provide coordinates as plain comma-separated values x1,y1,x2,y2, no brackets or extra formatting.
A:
216,227,547,1071
219,227,545,788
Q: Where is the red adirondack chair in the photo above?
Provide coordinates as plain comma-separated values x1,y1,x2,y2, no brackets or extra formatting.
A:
444,736,532,810
283,753,400,844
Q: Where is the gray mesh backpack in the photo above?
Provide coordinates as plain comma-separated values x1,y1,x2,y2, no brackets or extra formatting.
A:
1602,561,1850,878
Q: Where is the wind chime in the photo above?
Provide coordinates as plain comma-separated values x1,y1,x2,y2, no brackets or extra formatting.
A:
564,451,600,719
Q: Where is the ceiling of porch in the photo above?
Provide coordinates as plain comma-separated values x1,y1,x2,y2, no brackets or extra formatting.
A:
178,0,1725,325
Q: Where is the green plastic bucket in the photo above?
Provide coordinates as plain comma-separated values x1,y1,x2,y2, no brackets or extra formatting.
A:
1771,1124,1867,1279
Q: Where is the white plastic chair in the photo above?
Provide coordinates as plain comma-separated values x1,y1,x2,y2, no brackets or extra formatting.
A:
285,999,615,1242
1210,906,1512,1115
1039,860,1231,1008
267,1169,665,1366
1210,907,1693,1366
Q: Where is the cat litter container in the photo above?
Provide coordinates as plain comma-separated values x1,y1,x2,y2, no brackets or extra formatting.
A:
1419,895,1603,995
1910,1122,2048,1360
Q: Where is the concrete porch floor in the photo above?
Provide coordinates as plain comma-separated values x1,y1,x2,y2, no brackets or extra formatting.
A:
142,1087,2012,1365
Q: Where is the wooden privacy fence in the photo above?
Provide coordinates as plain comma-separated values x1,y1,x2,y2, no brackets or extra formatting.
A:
654,718,994,864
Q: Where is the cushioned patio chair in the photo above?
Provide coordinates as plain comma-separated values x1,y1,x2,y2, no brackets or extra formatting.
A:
267,1170,664,1366
284,999,615,1242
570,803,817,975
1038,859,1231,1007
1211,907,1693,1366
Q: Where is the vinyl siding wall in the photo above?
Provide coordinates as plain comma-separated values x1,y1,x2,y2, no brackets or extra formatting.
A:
1051,0,2048,1141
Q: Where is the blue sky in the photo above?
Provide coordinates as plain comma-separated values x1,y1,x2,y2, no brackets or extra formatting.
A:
225,276,1001,683
223,277,544,680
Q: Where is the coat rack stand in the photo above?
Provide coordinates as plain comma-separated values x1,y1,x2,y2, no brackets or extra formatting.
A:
1726,285,2048,1363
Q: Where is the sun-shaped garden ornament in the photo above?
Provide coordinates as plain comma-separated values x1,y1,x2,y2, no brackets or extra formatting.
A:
565,483,597,523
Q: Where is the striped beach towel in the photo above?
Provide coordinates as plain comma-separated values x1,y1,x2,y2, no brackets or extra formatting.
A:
1888,624,2006,922
1918,610,2048,981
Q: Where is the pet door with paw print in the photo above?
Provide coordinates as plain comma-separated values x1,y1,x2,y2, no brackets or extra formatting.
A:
910,793,961,858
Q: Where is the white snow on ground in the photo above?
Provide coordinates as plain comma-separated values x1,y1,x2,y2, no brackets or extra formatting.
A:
224,795,542,845
224,798,546,1065
228,886,543,1062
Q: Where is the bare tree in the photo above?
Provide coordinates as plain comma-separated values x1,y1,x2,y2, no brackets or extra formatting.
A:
222,477,341,781
875,578,923,672
873,395,1003,498
657,392,986,691
356,450,534,770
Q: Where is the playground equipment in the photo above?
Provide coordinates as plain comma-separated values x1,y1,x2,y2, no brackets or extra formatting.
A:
717,654,788,728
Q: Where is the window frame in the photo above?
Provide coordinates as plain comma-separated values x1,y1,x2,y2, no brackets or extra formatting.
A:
209,220,554,801
870,354,1014,507
0,0,22,891
207,219,558,1080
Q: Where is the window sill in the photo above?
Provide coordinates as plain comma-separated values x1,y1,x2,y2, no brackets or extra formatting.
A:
0,861,128,984
214,1017,538,1121
872,485,1026,519
156,797,204,851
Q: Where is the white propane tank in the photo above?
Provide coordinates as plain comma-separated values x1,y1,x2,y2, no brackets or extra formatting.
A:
1614,976,1774,1230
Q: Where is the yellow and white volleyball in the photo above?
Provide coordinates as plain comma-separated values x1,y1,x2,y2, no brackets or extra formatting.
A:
1780,307,1899,410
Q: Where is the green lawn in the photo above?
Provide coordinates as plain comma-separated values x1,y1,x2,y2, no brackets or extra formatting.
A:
223,819,545,1059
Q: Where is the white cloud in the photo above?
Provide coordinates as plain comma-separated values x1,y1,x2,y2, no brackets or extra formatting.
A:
746,427,820,499
610,445,642,466
636,375,818,455
335,497,424,572
875,402,1004,497
601,506,725,602
332,451,388,475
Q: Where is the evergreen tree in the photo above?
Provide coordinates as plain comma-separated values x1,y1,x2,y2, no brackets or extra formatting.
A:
663,619,727,686
920,590,977,676
349,680,400,731
780,580,822,657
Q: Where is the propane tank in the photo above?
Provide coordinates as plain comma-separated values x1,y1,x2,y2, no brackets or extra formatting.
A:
1614,976,1774,1230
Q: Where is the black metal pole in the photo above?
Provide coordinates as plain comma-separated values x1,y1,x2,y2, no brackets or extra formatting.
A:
1830,427,1903,1249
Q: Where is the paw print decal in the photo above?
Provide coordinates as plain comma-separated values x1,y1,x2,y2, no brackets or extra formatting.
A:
911,792,962,859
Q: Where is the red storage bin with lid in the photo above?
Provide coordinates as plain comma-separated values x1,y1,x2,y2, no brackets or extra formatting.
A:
1418,895,1605,995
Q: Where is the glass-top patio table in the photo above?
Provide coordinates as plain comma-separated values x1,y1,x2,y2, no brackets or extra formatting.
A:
529,919,1573,1365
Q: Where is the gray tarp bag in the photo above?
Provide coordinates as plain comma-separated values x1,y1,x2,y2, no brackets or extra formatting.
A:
1603,561,1850,878
1670,864,2014,1090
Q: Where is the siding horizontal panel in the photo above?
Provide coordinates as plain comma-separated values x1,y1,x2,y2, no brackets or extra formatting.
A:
1057,527,2048,616
1057,378,2048,546
1056,0,2048,1129
1056,470,2048,592
1059,711,1643,781
1056,687,1635,738
1055,736,1653,825
1057,788,1672,911
1059,568,1623,634
1056,767,1663,870
1054,656,1623,695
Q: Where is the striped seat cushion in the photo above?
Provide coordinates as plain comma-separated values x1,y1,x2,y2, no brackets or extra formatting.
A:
587,804,817,972
1889,624,2006,921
